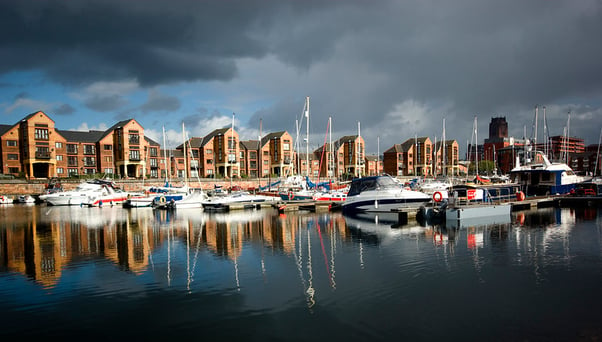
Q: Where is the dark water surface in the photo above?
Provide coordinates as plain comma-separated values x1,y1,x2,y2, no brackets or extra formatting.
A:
0,204,601,341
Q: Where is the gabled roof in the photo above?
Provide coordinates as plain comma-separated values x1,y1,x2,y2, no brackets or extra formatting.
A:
200,127,229,147
144,136,160,146
56,129,106,143
19,111,55,125
100,119,137,140
0,124,12,136
240,140,260,150
384,144,406,154
260,131,288,147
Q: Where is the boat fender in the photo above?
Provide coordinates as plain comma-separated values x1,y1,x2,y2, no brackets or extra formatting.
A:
289,191,294,200
433,191,443,202
516,191,525,201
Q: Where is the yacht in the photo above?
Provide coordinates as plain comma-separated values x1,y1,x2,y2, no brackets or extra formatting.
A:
509,150,590,196
342,175,431,213
40,179,131,206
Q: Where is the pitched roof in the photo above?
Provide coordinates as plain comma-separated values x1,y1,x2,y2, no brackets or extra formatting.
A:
0,124,12,136
200,127,229,147
384,144,405,153
260,131,288,147
56,129,106,143
240,140,260,150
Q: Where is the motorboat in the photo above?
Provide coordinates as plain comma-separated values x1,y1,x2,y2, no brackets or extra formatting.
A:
202,190,278,211
313,190,347,202
0,195,13,204
509,150,590,196
342,175,431,213
157,188,208,209
122,183,190,208
16,195,36,204
40,179,132,206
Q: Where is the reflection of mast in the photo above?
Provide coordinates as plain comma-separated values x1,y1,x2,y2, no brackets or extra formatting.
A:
306,224,315,308
329,219,337,290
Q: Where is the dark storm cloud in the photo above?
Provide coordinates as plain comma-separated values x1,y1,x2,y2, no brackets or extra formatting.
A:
1,0,601,148
53,103,75,115
140,90,181,113
84,94,128,112
0,0,272,86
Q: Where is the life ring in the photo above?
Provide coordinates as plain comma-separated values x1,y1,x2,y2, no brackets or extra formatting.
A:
159,196,167,204
289,191,294,200
433,191,443,202
516,191,525,201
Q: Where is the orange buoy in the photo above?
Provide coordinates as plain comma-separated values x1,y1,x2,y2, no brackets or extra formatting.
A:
433,191,443,202
516,191,525,201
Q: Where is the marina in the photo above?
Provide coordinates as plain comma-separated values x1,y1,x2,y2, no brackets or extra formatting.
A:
0,201,601,340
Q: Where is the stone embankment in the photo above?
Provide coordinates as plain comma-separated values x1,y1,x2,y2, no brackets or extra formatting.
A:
0,179,271,196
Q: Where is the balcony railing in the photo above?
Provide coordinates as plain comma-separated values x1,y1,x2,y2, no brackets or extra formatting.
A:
35,152,51,159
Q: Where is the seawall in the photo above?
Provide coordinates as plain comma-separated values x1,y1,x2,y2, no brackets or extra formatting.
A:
0,179,274,196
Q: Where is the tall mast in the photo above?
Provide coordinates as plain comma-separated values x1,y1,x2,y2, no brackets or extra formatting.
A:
542,106,548,157
534,105,538,149
474,116,478,176
329,116,332,178
182,121,188,186
355,121,362,177
305,96,310,177
377,135,380,176
162,126,169,184
441,118,447,177
231,112,235,190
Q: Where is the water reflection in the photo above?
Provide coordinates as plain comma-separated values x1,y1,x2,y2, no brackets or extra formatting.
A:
0,205,600,291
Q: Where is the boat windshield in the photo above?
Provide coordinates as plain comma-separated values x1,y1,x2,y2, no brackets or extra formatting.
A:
347,176,400,196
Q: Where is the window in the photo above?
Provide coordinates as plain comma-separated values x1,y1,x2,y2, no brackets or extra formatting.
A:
104,168,113,174
129,131,140,145
228,137,236,149
105,156,112,162
68,156,78,166
35,128,49,140
207,159,213,165
150,147,158,157
68,168,78,176
67,144,78,154
104,144,113,150
205,149,212,155
55,142,63,149
129,150,140,161
56,168,64,174
7,154,18,160
56,155,63,161
84,157,96,167
284,143,290,151
83,145,95,155
7,140,17,147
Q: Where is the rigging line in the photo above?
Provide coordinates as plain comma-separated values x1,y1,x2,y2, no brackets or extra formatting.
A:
317,117,331,185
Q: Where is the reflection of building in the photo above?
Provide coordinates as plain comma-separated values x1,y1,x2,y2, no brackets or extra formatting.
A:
0,207,352,287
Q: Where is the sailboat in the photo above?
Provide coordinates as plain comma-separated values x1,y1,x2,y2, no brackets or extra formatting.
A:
156,122,208,209
279,96,317,201
123,126,190,208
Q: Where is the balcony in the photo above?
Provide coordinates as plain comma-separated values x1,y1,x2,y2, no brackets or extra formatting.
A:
35,152,51,159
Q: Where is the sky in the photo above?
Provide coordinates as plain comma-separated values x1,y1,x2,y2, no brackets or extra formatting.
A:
1,0,601,157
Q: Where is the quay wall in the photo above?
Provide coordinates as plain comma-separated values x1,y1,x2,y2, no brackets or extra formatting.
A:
0,179,275,196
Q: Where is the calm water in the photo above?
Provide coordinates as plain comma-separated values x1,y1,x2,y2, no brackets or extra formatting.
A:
0,203,601,341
